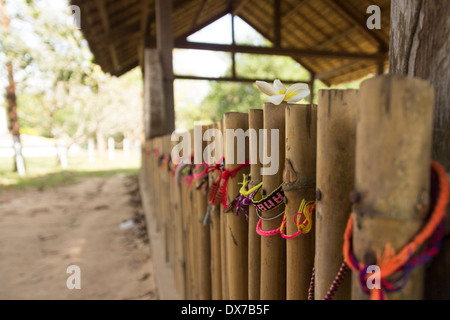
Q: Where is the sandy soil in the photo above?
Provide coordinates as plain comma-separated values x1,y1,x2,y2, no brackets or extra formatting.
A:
0,174,158,300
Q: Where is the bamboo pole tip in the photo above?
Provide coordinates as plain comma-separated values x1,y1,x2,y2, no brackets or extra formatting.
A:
360,74,434,93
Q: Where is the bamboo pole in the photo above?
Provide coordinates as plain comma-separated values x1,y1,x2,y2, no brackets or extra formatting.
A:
164,135,174,265
180,148,194,299
144,139,153,211
162,136,172,264
248,109,263,300
315,90,357,300
187,128,199,299
155,136,163,232
352,75,434,300
260,103,286,300
194,124,212,300
283,104,317,300
219,119,229,300
223,112,250,300
170,134,186,299
208,122,223,300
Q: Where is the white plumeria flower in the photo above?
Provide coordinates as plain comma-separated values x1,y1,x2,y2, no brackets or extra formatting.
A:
256,79,310,105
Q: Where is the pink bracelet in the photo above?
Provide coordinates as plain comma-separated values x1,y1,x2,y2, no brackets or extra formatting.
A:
256,219,280,237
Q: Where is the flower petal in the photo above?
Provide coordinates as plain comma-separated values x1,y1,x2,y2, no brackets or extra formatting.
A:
284,89,311,102
256,81,277,96
268,94,286,105
273,79,286,94
285,83,310,101
287,83,309,93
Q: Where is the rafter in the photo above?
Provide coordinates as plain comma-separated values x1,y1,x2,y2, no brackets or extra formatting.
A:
191,0,208,30
232,0,251,15
282,0,309,22
94,0,120,71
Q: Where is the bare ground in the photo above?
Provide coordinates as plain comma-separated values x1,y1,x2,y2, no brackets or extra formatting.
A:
0,174,158,300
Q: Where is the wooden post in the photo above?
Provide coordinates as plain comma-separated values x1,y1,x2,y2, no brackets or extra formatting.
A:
283,104,317,300
208,122,223,300
260,103,286,300
143,49,166,138
389,0,450,299
223,112,250,300
315,90,357,300
155,0,175,134
248,109,264,300
352,75,434,299
194,124,212,300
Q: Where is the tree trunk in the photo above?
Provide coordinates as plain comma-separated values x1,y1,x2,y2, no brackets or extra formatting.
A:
6,56,25,175
2,0,25,175
389,0,450,299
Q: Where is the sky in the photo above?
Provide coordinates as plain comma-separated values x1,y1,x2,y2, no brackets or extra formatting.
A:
173,14,268,104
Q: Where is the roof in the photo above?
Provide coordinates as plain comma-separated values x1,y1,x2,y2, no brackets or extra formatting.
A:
71,0,391,85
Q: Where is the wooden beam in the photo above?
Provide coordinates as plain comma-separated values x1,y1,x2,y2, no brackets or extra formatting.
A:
174,41,386,61
174,74,309,84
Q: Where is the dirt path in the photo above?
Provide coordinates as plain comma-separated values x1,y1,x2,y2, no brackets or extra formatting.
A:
0,174,158,300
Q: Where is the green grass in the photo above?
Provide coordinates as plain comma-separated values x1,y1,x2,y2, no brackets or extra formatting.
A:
0,151,141,191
